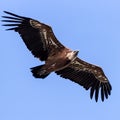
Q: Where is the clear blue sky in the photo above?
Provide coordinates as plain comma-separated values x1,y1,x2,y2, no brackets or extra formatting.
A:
0,0,120,120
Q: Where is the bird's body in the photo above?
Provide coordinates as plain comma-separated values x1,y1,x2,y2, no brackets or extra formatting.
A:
2,11,112,102
44,49,78,72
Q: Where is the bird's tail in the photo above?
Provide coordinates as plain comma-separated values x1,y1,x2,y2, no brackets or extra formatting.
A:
30,65,50,79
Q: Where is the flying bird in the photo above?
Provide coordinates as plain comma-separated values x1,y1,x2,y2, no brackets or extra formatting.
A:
2,11,112,102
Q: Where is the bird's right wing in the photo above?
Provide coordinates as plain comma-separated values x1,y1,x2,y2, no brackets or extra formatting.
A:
56,57,112,102
2,11,65,61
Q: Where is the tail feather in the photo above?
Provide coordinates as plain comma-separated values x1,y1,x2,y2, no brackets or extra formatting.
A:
30,65,50,79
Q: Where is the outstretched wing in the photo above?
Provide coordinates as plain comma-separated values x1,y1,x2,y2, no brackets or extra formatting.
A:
56,57,112,102
2,11,64,61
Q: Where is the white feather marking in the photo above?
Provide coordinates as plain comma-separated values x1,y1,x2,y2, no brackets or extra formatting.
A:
43,29,47,40
49,37,57,47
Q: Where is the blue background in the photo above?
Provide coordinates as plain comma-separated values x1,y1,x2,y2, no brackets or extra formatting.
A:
0,0,119,120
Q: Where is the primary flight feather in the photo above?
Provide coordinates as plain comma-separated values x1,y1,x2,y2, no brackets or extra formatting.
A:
2,11,112,102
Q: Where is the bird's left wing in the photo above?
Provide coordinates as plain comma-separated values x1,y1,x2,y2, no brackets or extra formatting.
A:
56,57,112,102
2,11,65,61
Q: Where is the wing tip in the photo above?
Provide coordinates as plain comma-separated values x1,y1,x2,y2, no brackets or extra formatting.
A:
90,81,112,102
3,11,9,14
2,10,29,20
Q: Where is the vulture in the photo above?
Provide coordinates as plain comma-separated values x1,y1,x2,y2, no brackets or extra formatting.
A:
2,11,112,102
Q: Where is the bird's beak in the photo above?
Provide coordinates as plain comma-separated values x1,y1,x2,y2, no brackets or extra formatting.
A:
74,51,79,56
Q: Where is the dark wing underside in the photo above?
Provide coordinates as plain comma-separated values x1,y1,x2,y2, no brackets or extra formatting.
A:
56,57,112,102
2,11,64,61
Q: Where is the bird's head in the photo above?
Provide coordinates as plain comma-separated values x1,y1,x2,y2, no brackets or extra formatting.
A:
67,50,79,61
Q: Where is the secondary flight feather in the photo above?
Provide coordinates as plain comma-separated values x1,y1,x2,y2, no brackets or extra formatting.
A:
2,11,112,102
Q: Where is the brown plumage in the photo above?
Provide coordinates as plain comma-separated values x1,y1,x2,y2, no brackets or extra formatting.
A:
2,11,112,102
